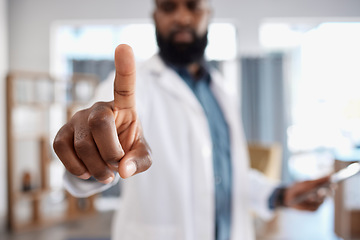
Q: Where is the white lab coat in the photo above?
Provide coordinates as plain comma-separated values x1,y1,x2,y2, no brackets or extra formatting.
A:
64,54,277,240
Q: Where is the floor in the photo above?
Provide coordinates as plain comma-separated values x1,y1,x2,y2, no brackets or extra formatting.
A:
0,198,343,240
256,198,341,240
0,211,113,240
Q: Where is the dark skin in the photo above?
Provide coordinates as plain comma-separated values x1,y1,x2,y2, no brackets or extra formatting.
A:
153,0,212,77
53,0,331,211
53,45,152,183
283,175,331,211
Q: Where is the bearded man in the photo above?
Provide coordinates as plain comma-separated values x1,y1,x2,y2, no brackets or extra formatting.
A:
54,1,330,239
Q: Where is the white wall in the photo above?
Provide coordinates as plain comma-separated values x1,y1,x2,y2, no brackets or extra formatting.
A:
8,0,360,72
213,0,360,54
0,0,8,231
9,0,152,72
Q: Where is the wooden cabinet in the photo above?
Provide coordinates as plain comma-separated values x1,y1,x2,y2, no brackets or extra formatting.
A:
248,142,282,181
6,71,99,232
334,151,360,240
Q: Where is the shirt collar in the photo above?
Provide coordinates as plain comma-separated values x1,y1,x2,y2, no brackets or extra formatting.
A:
164,59,211,85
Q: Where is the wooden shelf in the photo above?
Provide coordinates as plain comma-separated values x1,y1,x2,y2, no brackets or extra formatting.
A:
13,132,48,141
6,71,100,233
14,188,51,201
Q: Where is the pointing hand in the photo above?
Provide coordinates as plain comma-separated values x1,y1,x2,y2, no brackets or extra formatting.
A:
53,44,152,183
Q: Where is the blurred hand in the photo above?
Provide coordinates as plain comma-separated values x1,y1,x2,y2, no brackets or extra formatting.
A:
284,176,332,212
53,44,152,184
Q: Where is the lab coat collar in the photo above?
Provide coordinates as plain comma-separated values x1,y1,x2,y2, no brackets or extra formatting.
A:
143,54,228,91
141,54,237,117
142,54,207,114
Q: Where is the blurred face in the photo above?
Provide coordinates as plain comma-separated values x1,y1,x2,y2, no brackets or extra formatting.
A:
153,0,212,66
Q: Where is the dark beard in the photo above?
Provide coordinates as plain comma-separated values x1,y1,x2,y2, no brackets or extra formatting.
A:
156,29,208,67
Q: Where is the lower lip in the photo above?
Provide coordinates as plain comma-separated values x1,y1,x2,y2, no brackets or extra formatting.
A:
173,32,193,43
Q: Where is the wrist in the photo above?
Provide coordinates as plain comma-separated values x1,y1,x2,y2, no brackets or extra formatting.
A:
275,187,287,207
272,187,287,209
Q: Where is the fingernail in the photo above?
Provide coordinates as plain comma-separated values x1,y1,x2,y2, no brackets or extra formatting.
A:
78,172,91,180
100,175,114,184
125,161,137,178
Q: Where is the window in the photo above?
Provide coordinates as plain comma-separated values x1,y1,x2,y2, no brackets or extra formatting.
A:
261,21,360,180
51,21,237,78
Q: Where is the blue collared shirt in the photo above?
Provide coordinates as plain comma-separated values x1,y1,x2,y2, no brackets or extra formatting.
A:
174,66,232,240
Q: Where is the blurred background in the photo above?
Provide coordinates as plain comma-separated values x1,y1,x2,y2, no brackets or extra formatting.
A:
1,0,360,239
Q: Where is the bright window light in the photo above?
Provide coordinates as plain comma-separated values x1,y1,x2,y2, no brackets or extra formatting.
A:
261,21,360,179
206,23,237,60
260,23,311,50
295,22,360,151
51,21,237,76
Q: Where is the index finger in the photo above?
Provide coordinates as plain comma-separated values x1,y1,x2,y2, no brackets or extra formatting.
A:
113,44,136,110
310,175,331,187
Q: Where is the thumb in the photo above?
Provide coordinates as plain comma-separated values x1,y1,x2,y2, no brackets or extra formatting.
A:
113,44,136,110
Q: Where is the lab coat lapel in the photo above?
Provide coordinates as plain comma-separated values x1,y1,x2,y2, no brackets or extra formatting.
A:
210,70,255,240
145,55,205,114
210,69,240,135
144,55,215,239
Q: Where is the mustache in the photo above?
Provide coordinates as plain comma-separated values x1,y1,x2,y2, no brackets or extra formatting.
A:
156,28,208,66
168,27,196,40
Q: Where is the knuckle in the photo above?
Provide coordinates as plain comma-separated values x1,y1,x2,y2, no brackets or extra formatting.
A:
72,109,87,121
66,165,86,177
91,101,110,108
88,108,112,130
114,89,135,97
74,139,92,156
53,125,71,153
53,136,66,153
